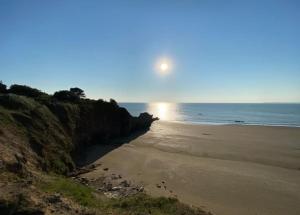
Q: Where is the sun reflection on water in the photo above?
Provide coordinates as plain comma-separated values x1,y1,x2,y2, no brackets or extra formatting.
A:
147,103,180,121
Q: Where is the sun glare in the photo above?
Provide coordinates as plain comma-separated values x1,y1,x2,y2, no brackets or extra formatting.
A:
155,57,173,76
160,63,168,71
147,102,180,121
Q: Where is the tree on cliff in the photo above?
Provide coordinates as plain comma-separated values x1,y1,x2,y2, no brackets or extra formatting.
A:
0,81,7,93
110,98,118,108
9,84,44,97
70,87,85,98
53,90,79,102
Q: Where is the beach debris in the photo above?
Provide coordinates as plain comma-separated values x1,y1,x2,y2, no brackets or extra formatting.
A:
156,184,161,188
111,175,118,180
106,183,113,191
76,174,144,199
162,181,165,184
67,163,101,177
104,192,118,199
111,186,122,191
76,177,89,185
70,164,144,199
138,186,144,192
120,180,130,187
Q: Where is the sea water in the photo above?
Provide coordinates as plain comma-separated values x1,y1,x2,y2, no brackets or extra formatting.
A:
120,103,300,127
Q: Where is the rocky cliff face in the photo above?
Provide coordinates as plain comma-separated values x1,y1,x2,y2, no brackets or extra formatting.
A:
0,93,156,175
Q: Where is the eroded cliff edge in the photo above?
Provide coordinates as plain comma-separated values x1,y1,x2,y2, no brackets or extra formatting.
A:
0,86,156,175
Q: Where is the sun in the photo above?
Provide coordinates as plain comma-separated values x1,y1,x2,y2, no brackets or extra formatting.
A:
160,63,169,71
156,58,173,76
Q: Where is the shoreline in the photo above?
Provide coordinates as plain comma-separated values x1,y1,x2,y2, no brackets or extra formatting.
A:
159,119,300,128
82,121,300,215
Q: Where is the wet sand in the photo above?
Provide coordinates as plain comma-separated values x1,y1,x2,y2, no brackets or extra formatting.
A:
82,121,300,215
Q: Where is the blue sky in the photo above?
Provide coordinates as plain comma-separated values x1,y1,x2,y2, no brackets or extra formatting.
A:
0,0,299,102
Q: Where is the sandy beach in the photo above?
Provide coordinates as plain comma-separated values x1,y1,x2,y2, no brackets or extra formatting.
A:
82,121,300,215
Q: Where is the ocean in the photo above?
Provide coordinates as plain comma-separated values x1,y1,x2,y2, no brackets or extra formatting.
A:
120,103,300,127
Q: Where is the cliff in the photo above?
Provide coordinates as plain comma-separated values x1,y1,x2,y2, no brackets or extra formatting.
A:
0,84,210,215
0,89,156,175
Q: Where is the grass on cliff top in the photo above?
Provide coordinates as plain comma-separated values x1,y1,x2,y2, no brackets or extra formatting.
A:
39,175,209,215
0,93,76,174
40,176,97,207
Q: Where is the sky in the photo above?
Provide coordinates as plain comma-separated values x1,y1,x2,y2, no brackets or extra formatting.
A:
0,0,299,103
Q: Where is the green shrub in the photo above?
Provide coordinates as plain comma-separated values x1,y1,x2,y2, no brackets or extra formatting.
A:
40,176,209,215
40,176,97,207
109,193,207,215
0,81,7,93
0,94,36,110
35,94,52,104
70,87,85,98
53,90,79,102
9,84,45,98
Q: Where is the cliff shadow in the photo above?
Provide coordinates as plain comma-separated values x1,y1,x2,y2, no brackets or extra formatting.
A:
76,128,149,167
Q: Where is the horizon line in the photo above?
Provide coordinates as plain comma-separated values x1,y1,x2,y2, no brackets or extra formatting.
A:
117,101,300,104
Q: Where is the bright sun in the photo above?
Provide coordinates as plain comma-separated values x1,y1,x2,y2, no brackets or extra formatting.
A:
160,63,169,71
155,57,173,76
